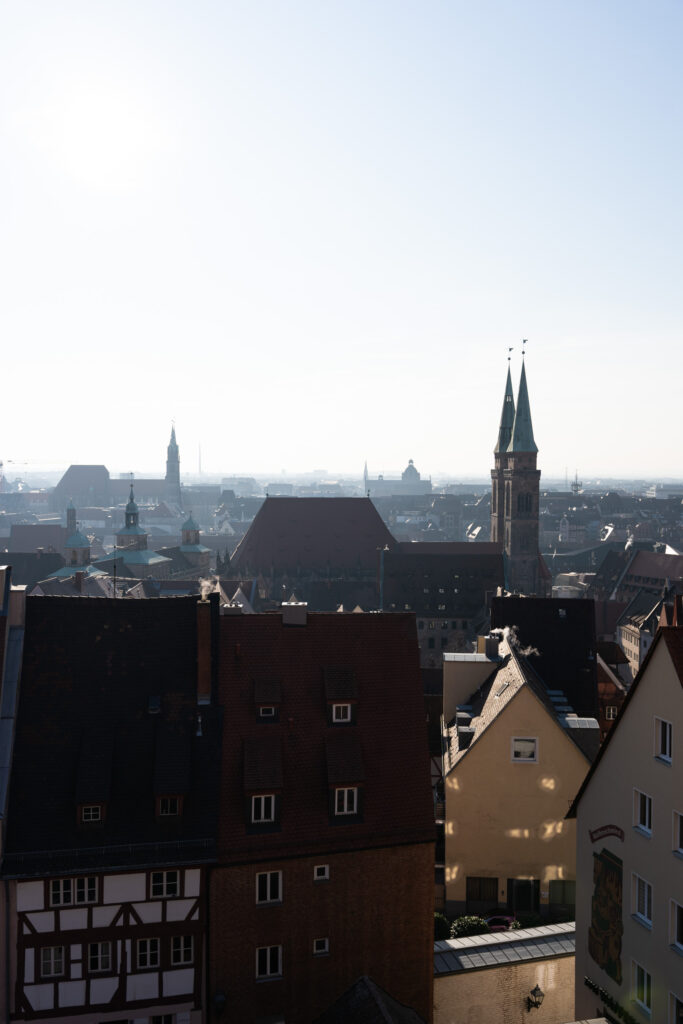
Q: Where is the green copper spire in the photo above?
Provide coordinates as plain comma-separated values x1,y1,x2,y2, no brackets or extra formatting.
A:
507,360,538,453
494,365,516,453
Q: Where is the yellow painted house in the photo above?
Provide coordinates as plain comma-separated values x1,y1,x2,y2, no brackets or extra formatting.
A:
442,632,599,920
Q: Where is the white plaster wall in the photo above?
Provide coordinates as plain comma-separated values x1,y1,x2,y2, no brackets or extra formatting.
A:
185,869,200,897
60,908,88,930
126,971,159,1001
91,905,117,928
163,968,194,996
90,976,119,1003
166,899,194,921
25,984,54,1011
133,901,162,923
103,873,145,903
17,881,43,912
58,980,86,1006
26,911,54,932
24,948,34,984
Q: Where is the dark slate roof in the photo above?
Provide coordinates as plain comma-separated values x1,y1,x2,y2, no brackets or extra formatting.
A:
491,596,598,718
325,732,365,784
8,524,67,553
230,497,397,576
217,612,433,863
314,975,426,1024
433,923,575,976
2,553,66,587
3,594,222,876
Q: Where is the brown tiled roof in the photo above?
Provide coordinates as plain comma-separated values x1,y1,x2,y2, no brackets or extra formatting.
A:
324,665,358,700
325,732,365,784
8,524,66,553
253,678,282,703
230,497,396,575
243,736,283,789
217,611,433,862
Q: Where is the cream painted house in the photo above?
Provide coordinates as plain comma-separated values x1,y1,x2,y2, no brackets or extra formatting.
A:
569,625,683,1024
442,634,599,919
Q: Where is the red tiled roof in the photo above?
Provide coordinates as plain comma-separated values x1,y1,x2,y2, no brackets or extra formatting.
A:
230,497,396,575
217,612,434,862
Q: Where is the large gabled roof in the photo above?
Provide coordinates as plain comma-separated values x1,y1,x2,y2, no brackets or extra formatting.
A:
567,625,683,818
230,497,396,575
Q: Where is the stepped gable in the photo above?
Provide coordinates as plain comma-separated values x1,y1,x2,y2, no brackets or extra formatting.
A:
230,496,397,575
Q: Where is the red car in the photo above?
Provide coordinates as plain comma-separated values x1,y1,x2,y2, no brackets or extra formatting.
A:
486,914,516,932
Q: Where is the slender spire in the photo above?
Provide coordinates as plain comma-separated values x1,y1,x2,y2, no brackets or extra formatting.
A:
494,364,516,453
507,359,538,453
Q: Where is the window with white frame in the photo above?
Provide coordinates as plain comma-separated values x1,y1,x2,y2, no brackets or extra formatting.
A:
675,811,683,855
137,937,160,969
151,870,179,898
81,804,102,823
151,1017,174,1024
632,873,653,926
313,864,329,881
159,796,180,816
670,900,683,952
88,941,111,973
632,960,652,1012
251,794,275,823
605,706,618,720
256,870,282,904
511,737,537,762
670,992,683,1024
50,876,97,906
634,789,653,834
40,946,64,977
259,705,276,719
655,717,673,762
313,937,329,955
171,935,194,965
334,787,358,815
256,944,282,979
332,703,351,722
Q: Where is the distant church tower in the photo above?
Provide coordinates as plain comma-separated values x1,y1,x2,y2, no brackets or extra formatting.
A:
165,425,182,506
492,357,548,596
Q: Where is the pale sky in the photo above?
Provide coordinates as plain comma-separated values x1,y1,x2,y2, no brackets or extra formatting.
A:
1,1,682,481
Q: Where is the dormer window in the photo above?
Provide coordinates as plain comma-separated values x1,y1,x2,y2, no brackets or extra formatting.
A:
254,679,281,723
79,804,104,825
157,795,182,817
332,703,351,723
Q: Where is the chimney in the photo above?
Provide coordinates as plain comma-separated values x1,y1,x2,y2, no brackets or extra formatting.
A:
281,600,307,626
75,571,84,594
197,598,212,705
477,633,501,660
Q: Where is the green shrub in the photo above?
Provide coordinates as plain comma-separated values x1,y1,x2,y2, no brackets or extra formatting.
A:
434,912,451,940
450,915,491,938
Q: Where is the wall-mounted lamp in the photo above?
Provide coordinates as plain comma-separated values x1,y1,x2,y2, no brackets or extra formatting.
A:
527,984,544,1011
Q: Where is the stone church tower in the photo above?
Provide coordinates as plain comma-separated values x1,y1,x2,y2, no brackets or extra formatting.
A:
165,425,182,506
491,360,548,596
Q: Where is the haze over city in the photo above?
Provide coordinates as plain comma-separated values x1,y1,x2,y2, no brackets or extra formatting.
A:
2,0,682,480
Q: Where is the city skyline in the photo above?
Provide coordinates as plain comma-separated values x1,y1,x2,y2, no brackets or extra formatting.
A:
2,1,682,477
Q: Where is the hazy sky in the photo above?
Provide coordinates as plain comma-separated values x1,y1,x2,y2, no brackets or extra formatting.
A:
2,1,682,480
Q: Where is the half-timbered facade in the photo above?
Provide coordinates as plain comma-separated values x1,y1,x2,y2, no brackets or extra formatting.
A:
1,593,221,1024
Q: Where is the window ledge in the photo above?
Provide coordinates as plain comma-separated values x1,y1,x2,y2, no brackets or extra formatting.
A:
673,850,683,862
654,755,672,766
633,826,652,839
631,1001,651,1018
631,914,652,931
256,976,283,984
670,943,683,959
256,901,283,908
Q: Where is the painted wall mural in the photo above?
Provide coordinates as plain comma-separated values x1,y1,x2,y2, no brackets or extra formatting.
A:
588,847,623,984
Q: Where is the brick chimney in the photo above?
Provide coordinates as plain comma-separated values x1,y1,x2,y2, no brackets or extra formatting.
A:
197,598,212,705
74,571,84,594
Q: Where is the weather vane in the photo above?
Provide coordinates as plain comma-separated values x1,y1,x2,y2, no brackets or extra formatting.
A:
508,346,514,363
522,338,527,358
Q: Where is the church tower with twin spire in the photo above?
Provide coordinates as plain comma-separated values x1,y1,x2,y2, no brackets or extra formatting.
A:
491,355,548,596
